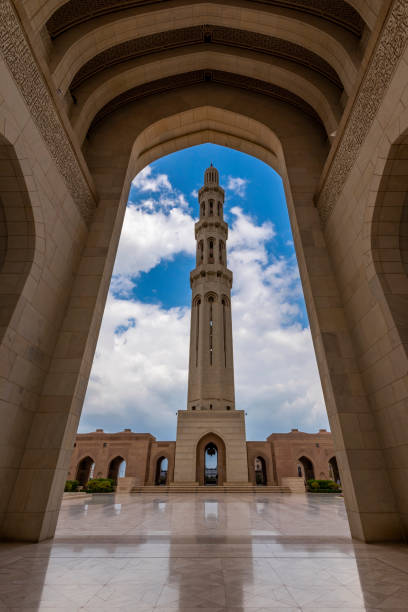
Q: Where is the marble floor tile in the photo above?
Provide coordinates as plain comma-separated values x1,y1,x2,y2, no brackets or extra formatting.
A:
0,493,407,610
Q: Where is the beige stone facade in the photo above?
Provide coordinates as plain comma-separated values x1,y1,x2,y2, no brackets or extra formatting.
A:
68,428,335,489
1,0,408,543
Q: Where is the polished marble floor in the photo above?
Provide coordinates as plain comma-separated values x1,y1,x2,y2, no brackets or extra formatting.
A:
0,493,407,610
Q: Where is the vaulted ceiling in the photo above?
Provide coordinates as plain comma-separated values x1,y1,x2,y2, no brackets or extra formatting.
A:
21,0,385,143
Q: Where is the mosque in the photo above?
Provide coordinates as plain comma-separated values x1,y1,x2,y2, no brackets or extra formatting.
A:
68,165,337,492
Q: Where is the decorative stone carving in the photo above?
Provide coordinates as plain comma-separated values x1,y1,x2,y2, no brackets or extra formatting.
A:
47,0,364,39
318,0,408,224
0,0,95,222
89,69,323,133
71,24,342,92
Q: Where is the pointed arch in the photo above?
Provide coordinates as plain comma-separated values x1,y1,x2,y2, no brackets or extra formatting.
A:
329,456,341,484
76,456,95,485
298,456,315,481
254,456,268,485
107,455,126,483
155,456,169,485
196,431,227,485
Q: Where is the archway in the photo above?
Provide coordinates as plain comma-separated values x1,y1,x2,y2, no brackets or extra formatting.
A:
329,456,340,485
155,457,169,485
76,456,95,486
298,456,315,482
254,457,267,486
3,0,407,544
196,433,227,486
107,456,126,484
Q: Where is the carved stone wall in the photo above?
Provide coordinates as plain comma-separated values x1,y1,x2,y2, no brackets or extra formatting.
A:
317,0,408,223
0,0,95,222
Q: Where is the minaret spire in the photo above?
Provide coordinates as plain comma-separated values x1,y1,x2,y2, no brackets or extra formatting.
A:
187,165,235,411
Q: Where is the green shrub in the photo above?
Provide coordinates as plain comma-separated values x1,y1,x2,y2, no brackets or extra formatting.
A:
85,478,114,493
307,478,341,492
328,481,340,490
64,480,79,492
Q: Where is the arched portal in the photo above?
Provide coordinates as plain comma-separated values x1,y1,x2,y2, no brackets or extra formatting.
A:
254,457,267,486
155,457,169,485
196,433,226,486
298,456,315,482
108,456,126,484
2,0,407,544
329,457,340,485
76,457,95,486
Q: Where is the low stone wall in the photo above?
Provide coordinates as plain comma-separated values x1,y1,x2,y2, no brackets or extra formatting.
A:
282,477,305,493
117,477,137,492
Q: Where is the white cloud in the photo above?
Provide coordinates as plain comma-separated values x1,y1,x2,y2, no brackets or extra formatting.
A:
80,186,328,438
227,176,248,197
112,205,195,282
112,165,196,294
131,165,171,192
81,296,190,438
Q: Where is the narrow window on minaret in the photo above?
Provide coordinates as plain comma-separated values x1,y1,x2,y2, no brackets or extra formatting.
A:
196,299,201,367
222,299,227,367
209,200,214,216
201,203,205,217
217,202,221,216
219,241,223,264
199,240,204,264
209,240,214,263
209,297,214,365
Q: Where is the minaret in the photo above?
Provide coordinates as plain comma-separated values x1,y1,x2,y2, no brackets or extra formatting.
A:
172,165,249,487
187,164,235,411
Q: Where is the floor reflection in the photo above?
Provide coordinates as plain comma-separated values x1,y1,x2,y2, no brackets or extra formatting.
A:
0,493,407,609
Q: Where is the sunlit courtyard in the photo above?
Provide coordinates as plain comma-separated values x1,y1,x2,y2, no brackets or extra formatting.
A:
0,493,407,610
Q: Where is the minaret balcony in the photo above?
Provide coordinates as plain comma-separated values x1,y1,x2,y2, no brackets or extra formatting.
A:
198,185,225,199
195,219,228,236
190,264,233,286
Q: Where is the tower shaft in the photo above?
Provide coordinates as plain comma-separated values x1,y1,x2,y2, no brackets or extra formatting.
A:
187,165,235,411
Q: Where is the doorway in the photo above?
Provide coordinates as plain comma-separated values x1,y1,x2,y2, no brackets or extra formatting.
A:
254,456,267,485
298,456,315,482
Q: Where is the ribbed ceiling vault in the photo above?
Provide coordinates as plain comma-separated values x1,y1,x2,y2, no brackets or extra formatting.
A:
88,70,324,133
27,0,383,146
46,0,365,38
69,25,343,93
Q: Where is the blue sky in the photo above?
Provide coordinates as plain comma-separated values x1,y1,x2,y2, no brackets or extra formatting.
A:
79,144,329,440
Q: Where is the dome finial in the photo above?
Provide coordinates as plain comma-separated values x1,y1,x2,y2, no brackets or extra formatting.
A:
204,163,219,186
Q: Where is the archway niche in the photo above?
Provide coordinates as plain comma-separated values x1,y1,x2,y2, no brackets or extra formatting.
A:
155,457,169,485
76,456,95,486
108,456,126,483
298,456,315,482
196,432,226,486
329,456,340,484
0,135,36,344
254,457,267,486
364,128,408,531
